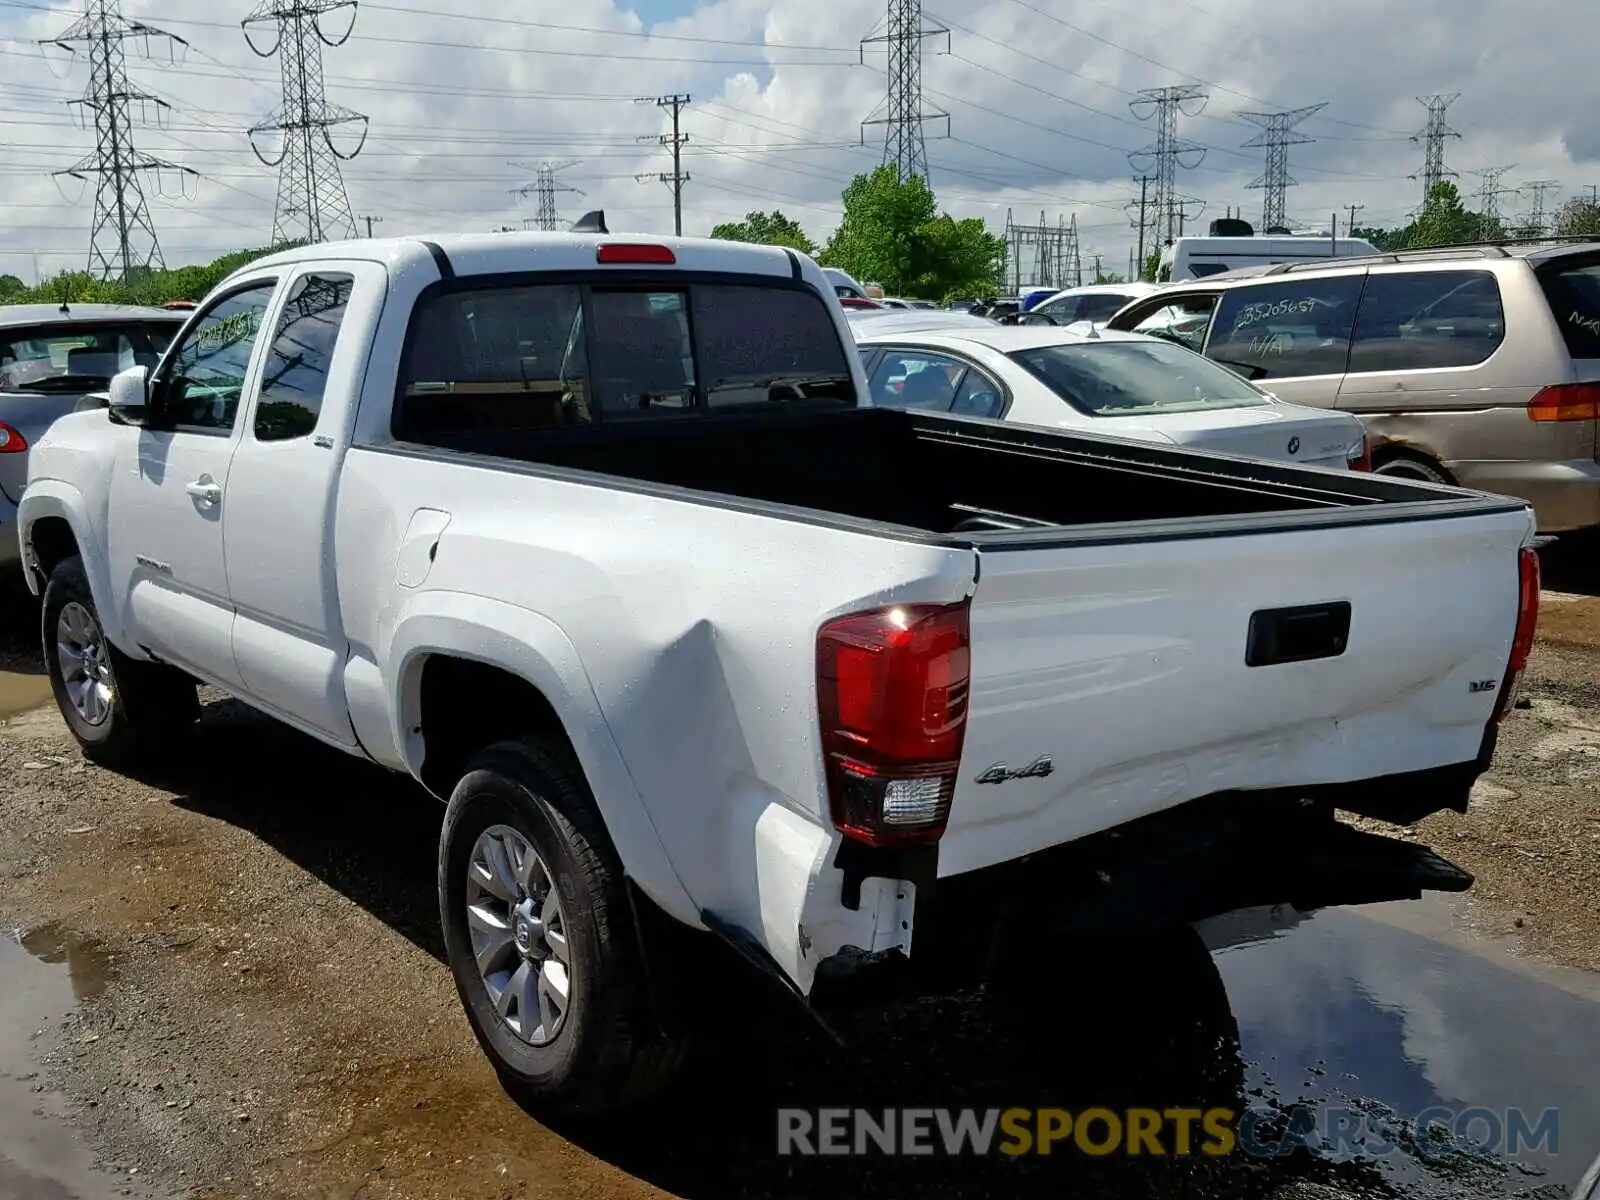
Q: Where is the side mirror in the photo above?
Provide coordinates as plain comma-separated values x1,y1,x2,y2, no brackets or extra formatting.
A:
106,365,151,427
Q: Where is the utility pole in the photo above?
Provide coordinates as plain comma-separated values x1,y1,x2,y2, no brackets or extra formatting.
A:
859,0,950,183
1411,94,1461,206
1345,203,1364,234
1238,102,1326,231
1126,175,1154,280
637,94,690,235
1128,85,1208,245
244,0,369,246
360,214,381,238
42,0,198,281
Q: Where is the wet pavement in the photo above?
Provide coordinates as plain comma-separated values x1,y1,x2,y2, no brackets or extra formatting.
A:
0,927,155,1200
1,555,1599,1198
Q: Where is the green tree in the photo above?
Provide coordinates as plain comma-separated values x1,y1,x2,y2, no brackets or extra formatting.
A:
1555,197,1600,238
708,210,816,255
1407,181,1476,248
9,245,286,307
819,167,1005,300
0,273,26,301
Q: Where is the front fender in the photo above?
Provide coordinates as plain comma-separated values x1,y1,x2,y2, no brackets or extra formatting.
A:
16,482,131,647
385,590,699,927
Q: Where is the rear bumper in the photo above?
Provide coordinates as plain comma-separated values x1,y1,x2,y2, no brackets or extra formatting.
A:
808,730,1496,1009
1451,458,1600,533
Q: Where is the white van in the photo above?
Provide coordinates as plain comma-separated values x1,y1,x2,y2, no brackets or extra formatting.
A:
1159,234,1380,283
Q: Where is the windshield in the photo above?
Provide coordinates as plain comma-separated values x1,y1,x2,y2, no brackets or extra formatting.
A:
1010,338,1272,416
0,320,178,391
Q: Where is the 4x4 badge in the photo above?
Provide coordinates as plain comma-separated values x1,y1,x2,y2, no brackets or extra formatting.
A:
975,755,1054,784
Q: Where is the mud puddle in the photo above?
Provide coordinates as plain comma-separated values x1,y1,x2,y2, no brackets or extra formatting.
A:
0,925,158,1199
1204,903,1600,1198
0,670,52,720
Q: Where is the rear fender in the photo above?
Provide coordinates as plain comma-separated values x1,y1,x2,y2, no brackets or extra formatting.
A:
386,590,698,926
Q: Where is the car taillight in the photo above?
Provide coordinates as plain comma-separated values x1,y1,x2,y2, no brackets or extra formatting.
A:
0,422,25,453
816,599,971,846
1528,383,1600,421
1347,433,1372,471
1490,547,1540,722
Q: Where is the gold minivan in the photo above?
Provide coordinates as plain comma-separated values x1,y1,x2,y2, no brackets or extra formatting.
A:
1105,243,1600,531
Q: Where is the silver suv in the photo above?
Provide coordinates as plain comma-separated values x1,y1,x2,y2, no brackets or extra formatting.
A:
1104,243,1600,532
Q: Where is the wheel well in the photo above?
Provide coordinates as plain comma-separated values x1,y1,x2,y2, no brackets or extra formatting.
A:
415,655,572,797
1369,442,1453,481
27,517,79,584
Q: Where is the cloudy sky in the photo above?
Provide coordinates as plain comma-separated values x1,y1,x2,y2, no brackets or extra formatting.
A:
2,0,1598,287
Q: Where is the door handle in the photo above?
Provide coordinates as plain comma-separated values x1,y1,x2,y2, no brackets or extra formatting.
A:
185,477,222,506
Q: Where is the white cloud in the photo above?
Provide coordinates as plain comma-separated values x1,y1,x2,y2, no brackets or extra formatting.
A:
2,0,1598,286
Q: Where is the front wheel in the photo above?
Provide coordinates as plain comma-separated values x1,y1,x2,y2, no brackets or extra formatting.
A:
438,738,689,1115
41,555,198,765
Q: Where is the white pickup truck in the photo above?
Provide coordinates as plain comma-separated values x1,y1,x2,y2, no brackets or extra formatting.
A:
17,229,1540,1113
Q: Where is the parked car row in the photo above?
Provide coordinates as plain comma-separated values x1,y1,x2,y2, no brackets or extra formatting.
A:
11,226,1539,1119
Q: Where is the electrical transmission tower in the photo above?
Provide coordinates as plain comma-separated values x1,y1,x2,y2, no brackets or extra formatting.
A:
1521,179,1560,237
859,0,949,182
1411,94,1461,205
243,0,370,247
1238,102,1326,231
42,1,198,281
1063,215,1082,289
1129,85,1209,245
1468,165,1518,227
512,160,583,231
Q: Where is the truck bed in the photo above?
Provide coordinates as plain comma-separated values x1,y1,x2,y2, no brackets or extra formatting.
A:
405,405,1520,540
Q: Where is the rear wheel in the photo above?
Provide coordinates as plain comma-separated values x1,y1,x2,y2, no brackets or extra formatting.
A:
41,555,198,765
1373,452,1453,485
438,738,689,1114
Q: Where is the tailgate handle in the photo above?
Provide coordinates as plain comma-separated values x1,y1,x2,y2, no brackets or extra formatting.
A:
1246,601,1350,667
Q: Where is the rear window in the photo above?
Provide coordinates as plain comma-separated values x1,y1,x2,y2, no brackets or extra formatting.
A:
0,320,178,391
1011,339,1271,416
1536,257,1600,359
395,280,855,440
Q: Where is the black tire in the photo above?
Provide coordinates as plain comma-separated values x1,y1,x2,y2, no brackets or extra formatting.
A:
438,737,689,1115
40,555,199,766
1373,452,1453,486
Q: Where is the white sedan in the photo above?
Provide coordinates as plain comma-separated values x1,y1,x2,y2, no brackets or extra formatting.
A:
851,321,1370,469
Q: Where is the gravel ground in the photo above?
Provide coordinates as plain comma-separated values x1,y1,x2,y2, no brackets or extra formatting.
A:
2,555,1598,1200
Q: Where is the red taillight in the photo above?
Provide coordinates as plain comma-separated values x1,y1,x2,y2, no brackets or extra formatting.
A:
816,600,971,847
0,422,26,453
1528,383,1600,422
1491,547,1541,722
596,243,676,264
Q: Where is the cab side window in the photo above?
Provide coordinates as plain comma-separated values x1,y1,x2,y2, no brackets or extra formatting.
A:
160,281,278,433
1205,276,1364,380
1127,296,1218,352
869,350,967,411
254,273,355,441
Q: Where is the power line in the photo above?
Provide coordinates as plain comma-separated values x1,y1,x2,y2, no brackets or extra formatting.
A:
243,0,369,246
1411,93,1461,205
511,159,583,231
859,0,949,183
41,0,198,280
1468,165,1518,225
1237,102,1325,231
1521,179,1560,237
1128,84,1208,244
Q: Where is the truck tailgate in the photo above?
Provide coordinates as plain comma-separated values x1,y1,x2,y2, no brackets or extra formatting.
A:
940,506,1534,877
